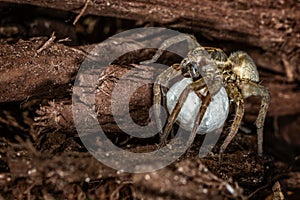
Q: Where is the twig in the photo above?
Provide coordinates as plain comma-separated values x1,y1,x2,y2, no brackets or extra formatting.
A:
282,54,294,82
37,32,56,54
109,182,132,200
69,46,99,61
247,184,269,199
57,37,71,43
73,0,91,25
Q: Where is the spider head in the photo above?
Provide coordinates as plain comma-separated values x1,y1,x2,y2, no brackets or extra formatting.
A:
180,58,201,80
180,47,212,81
229,51,259,82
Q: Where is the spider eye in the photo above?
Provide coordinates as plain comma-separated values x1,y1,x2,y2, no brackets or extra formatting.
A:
187,62,200,80
181,58,201,79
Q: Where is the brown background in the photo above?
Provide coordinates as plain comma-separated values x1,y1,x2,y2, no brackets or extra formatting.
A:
0,0,299,199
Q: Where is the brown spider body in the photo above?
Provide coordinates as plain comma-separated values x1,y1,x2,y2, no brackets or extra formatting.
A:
145,35,270,159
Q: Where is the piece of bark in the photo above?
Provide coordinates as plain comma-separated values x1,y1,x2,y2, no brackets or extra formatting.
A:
1,0,299,81
0,38,86,102
0,0,298,47
34,63,300,135
1,138,246,199
34,64,159,134
2,139,129,199
0,38,298,132
0,31,176,103
281,172,300,190
132,158,244,199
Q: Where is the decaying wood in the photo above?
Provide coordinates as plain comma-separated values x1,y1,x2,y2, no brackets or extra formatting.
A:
1,2,299,199
2,139,243,199
132,159,244,199
0,31,171,103
1,37,299,133
281,172,300,190
34,65,300,135
1,0,299,81
0,38,87,102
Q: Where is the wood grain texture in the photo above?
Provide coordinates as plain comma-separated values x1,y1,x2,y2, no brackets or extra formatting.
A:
1,0,299,80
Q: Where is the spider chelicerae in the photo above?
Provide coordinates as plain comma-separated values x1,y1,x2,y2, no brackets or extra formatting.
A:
143,34,270,158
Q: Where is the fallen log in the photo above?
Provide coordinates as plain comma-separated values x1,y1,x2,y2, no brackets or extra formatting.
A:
0,38,299,134
1,0,299,81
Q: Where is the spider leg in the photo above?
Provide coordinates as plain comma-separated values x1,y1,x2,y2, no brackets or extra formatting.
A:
239,81,270,156
141,34,199,64
159,78,208,150
153,64,182,137
219,86,245,162
187,87,212,151
158,83,191,148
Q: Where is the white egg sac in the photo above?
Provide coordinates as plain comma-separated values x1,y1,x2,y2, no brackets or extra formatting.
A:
166,78,229,134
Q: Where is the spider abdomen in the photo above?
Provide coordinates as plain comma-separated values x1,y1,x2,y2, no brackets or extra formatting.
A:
229,51,259,82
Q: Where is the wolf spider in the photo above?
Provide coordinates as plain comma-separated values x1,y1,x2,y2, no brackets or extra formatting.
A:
143,34,270,158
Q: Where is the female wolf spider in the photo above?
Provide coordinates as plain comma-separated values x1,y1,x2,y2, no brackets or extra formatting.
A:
143,34,270,158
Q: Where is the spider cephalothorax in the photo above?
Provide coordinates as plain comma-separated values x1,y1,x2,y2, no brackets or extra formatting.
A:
147,35,270,159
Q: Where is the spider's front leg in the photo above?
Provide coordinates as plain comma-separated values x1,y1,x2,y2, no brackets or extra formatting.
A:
141,34,199,65
239,81,270,156
159,78,210,150
153,64,182,137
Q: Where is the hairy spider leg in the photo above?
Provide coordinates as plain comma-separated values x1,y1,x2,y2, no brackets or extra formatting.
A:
219,83,245,162
141,34,199,64
158,78,210,151
238,81,270,156
153,64,182,137
186,80,212,151
158,83,190,148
